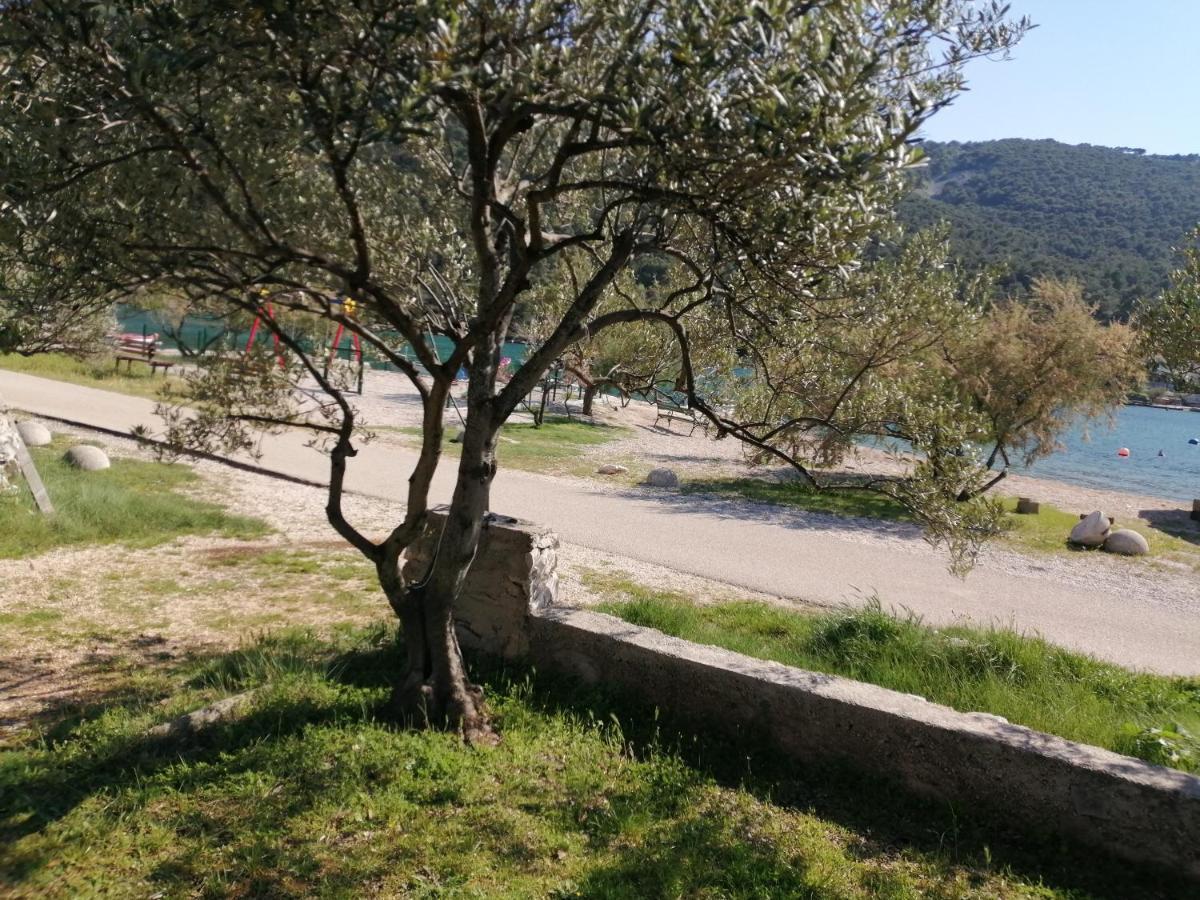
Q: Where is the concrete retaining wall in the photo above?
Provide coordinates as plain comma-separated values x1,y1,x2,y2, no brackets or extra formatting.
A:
408,511,1200,879
403,508,559,659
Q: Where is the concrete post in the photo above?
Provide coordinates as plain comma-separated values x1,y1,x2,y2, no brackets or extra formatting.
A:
402,507,558,658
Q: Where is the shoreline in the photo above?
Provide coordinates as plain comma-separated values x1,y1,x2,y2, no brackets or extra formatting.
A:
843,444,1187,521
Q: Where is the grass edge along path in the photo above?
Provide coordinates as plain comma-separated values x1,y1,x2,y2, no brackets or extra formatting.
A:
1,625,1189,898
591,573,1200,774
0,440,268,558
0,351,183,401
683,476,1200,566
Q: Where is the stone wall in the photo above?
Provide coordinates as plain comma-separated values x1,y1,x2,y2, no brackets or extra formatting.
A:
403,508,559,659
407,511,1200,880
531,607,1200,879
0,403,21,493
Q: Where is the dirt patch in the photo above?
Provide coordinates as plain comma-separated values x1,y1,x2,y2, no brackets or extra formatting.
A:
0,529,387,734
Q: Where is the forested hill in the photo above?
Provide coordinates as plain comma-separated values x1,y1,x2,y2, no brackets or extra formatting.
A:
898,139,1200,318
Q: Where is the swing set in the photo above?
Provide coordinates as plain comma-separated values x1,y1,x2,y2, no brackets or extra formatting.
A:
242,289,287,369
242,290,365,394
322,296,365,394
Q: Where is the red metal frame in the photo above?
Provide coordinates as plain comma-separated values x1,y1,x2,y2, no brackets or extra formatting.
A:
244,302,287,369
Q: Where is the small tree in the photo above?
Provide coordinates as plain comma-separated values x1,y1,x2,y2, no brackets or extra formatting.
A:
1,0,1027,739
1136,228,1200,391
942,277,1141,498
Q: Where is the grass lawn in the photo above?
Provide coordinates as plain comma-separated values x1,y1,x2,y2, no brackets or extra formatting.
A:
0,441,267,558
0,351,182,400
592,574,1200,774
399,415,630,477
683,476,1200,567
2,625,1186,899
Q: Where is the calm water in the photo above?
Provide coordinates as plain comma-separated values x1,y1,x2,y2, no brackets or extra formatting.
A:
1026,405,1200,502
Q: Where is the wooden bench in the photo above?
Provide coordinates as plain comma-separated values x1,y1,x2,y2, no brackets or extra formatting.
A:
114,333,174,374
654,397,706,435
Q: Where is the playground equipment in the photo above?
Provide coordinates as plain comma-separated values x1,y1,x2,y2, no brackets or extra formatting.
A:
323,296,365,395
243,288,287,369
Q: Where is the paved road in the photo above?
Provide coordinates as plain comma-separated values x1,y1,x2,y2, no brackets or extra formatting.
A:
4,369,1198,675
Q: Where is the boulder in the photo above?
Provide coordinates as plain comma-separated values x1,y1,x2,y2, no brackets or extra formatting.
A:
596,464,628,475
1068,510,1109,547
644,467,679,488
147,689,258,741
16,420,51,447
64,444,110,471
1015,497,1039,515
1103,529,1149,556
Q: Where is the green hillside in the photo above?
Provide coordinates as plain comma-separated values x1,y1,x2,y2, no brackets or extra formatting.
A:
899,139,1200,318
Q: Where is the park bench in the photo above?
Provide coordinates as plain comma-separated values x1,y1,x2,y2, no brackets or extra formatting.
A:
114,333,174,374
654,396,707,435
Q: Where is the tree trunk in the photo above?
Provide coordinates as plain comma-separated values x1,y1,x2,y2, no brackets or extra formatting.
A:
581,383,598,417
383,360,501,743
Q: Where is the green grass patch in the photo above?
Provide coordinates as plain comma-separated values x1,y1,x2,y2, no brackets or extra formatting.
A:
0,443,268,558
0,351,182,399
999,498,1200,566
593,575,1200,773
0,625,1176,898
403,415,629,475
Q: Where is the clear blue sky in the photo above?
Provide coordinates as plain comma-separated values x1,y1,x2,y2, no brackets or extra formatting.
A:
919,1,1200,155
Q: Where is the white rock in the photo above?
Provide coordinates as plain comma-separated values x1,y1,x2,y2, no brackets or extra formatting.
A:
596,464,628,475
64,444,110,471
645,468,679,488
16,420,51,447
1068,510,1109,547
1103,529,1149,556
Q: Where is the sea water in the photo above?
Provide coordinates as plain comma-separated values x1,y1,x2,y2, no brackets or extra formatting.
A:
1025,405,1200,502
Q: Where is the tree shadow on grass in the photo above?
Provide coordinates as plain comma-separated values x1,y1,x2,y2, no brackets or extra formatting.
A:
1139,507,1200,547
494,656,1198,900
2,634,1194,898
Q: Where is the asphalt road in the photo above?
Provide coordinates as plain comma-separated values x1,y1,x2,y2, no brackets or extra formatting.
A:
4,368,1198,675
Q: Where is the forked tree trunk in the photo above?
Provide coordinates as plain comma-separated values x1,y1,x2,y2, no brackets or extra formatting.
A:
382,363,501,742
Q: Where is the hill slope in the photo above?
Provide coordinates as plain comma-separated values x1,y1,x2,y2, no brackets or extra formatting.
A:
899,139,1200,318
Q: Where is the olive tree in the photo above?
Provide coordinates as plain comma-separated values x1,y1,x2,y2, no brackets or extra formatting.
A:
1,0,1027,739
1136,229,1200,391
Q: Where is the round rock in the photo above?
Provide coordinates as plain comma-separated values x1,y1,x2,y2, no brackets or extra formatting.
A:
16,420,52,447
1068,510,1109,547
1103,529,1149,556
64,444,111,471
645,467,679,488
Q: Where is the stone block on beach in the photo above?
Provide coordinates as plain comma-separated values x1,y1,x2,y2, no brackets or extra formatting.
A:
1015,497,1039,515
64,445,110,471
645,468,679,488
1068,510,1109,547
1103,529,1149,556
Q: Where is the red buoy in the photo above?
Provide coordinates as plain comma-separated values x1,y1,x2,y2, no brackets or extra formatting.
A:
1117,447,1130,457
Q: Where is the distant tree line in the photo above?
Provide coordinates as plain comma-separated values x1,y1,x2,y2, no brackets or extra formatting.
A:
900,139,1200,319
